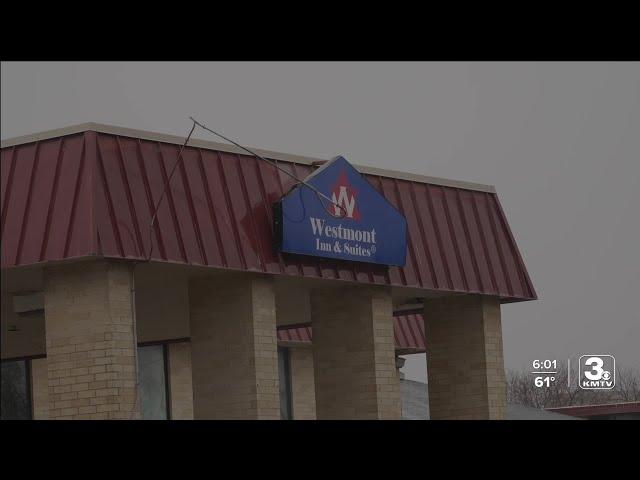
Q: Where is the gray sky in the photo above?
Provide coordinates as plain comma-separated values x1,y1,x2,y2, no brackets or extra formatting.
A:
2,62,639,382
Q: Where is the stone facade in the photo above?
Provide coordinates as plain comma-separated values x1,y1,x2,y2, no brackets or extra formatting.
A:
43,261,139,420
168,342,194,420
31,357,49,419
424,294,506,420
189,274,279,419
3,259,508,421
289,347,316,420
311,285,401,420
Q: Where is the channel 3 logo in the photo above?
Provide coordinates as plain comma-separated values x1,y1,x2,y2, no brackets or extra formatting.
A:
579,355,615,390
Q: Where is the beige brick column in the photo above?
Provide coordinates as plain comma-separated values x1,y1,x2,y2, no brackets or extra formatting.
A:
311,286,400,420
189,274,279,419
30,358,49,419
424,295,507,420
167,342,194,420
44,261,139,420
289,347,316,420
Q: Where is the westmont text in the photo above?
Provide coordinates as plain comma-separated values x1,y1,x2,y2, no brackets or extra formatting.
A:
310,217,377,258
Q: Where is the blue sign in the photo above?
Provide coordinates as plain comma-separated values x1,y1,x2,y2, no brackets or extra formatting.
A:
274,156,407,266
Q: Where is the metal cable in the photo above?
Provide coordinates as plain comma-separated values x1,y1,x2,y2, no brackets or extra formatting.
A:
142,117,348,264
189,117,347,218
132,118,349,418
144,121,197,262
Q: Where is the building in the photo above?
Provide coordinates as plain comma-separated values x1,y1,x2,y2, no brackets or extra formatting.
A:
546,402,640,420
0,123,536,420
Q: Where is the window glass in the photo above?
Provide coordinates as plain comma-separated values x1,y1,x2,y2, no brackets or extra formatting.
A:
138,345,168,420
1,360,30,420
278,347,292,420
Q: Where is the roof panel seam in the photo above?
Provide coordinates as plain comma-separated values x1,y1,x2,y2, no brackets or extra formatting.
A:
15,142,40,265
39,138,65,262
96,136,125,257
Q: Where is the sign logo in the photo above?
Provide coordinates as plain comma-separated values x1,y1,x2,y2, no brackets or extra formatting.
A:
274,156,407,266
330,172,360,220
578,355,615,390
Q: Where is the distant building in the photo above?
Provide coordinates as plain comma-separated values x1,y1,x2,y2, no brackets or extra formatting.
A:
546,402,640,420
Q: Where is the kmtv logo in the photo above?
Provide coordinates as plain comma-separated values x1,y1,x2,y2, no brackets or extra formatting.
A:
579,355,615,390
330,171,360,220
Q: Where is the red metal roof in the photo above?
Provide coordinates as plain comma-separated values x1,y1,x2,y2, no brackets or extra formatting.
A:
277,312,426,353
277,325,313,344
546,402,640,418
1,127,536,302
393,312,427,353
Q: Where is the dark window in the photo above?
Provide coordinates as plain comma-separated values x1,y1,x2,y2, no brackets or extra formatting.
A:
1,359,32,420
278,347,293,420
137,344,170,420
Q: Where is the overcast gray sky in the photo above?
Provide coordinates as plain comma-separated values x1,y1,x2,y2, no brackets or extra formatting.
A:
2,62,639,382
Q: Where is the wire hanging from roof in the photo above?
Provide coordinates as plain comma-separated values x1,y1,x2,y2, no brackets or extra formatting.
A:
141,117,347,263
189,117,346,218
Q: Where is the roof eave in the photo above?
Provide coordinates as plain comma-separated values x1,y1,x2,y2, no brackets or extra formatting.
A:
1,122,497,194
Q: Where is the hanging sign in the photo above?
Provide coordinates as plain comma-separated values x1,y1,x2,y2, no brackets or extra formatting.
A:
274,156,407,266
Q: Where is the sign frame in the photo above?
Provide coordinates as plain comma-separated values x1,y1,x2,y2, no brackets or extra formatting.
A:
273,156,408,267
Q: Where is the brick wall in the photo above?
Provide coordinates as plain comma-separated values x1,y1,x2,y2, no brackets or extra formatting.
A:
43,261,139,420
283,346,410,421
189,274,279,419
311,285,401,420
31,357,49,419
168,342,194,420
424,294,507,420
289,347,316,420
